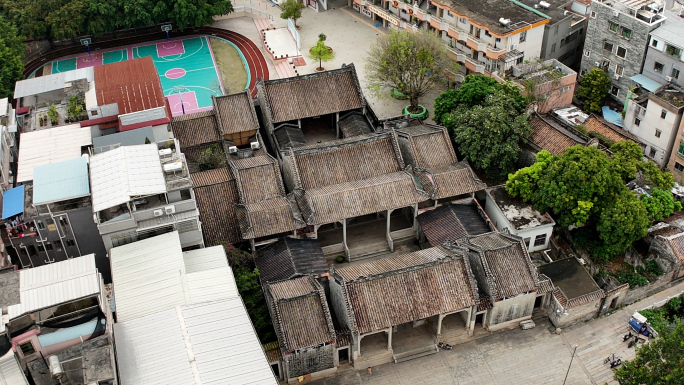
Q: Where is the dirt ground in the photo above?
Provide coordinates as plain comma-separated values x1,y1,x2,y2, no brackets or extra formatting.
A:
210,37,248,95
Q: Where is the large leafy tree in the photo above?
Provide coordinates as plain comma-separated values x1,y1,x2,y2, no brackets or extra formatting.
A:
614,321,684,384
365,30,455,114
597,189,651,256
434,74,528,124
642,188,683,221
0,16,24,98
280,0,305,28
576,67,611,113
446,92,531,180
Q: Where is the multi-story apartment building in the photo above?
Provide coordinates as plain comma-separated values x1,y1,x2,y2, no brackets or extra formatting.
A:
580,0,666,104
517,0,588,67
89,139,204,251
642,8,684,89
350,0,551,79
624,84,684,167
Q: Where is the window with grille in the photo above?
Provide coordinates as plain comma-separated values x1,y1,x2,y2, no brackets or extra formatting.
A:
679,142,684,156
611,85,619,96
617,46,627,58
621,27,632,38
609,22,619,32
656,130,662,138
19,342,34,355
520,31,527,42
616,64,624,76
662,109,668,119
672,68,680,79
634,118,641,126
652,39,658,47
655,62,664,73
666,44,682,57
650,148,657,158
603,41,613,52
534,234,547,247
676,162,684,171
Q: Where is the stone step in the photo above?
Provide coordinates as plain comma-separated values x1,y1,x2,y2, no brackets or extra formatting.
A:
439,332,471,347
348,246,391,262
354,351,394,370
393,345,439,363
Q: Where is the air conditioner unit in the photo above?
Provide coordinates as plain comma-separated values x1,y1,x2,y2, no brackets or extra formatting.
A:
539,1,551,9
165,205,176,215
511,44,518,50
614,74,621,79
666,76,674,82
153,209,164,217
613,10,619,17
595,61,600,66
228,146,238,154
250,141,261,150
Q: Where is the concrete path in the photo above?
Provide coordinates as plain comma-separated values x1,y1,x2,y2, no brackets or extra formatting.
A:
213,4,444,122
309,281,684,385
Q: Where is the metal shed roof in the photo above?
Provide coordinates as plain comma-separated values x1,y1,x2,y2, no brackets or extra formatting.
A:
0,351,29,385
16,123,92,183
14,68,94,99
1,186,24,219
113,297,277,385
33,157,90,205
89,144,167,213
109,232,238,323
7,254,100,320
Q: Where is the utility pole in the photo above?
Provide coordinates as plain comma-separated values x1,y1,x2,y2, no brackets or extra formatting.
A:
563,344,578,385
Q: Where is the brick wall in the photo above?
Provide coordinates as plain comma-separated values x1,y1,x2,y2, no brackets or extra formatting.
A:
285,344,336,379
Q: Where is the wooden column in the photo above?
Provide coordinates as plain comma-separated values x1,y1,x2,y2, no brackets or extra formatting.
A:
467,306,474,336
386,209,394,252
342,220,349,259
336,112,340,138
387,327,393,350
250,239,256,253
436,313,445,337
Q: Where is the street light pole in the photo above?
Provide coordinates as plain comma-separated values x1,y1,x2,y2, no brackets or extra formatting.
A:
563,345,578,385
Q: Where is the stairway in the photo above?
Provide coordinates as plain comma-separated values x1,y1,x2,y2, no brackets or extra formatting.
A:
392,345,439,363
253,18,274,32
275,61,298,79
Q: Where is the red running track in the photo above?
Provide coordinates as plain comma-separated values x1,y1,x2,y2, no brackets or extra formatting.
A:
199,27,269,98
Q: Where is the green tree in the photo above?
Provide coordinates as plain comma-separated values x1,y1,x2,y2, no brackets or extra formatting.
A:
280,0,305,28
597,190,651,258
511,145,624,227
168,0,233,30
614,321,684,384
609,140,644,181
308,35,334,71
505,150,553,201
576,67,611,114
434,75,527,124
223,243,275,343
0,16,24,99
365,30,455,114
640,159,675,190
642,188,683,221
198,144,226,171
448,92,531,180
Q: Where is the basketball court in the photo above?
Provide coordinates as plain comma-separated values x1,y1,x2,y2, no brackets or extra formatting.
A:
47,36,225,116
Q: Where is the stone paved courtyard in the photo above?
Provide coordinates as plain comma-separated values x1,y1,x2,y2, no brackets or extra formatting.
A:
309,281,684,385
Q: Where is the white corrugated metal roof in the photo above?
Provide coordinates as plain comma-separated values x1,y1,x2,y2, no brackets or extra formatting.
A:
14,68,94,99
0,351,29,385
114,298,277,385
110,232,238,323
7,255,100,320
17,123,92,183
89,144,167,213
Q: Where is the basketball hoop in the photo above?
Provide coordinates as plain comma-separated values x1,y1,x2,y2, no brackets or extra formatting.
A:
80,38,92,55
161,24,172,41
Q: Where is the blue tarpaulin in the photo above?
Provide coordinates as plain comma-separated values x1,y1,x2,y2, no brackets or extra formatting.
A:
602,106,623,128
2,185,25,219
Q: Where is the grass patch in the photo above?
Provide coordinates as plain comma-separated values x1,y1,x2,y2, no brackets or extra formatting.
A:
210,37,248,95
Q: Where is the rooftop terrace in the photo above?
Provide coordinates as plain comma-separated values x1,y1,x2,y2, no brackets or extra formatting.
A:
435,0,549,34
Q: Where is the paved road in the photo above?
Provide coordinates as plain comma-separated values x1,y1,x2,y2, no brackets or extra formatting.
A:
309,281,684,385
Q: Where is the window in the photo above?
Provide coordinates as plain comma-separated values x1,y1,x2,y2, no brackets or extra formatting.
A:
652,39,659,47
520,31,527,42
650,148,657,158
580,28,584,35
551,43,556,53
611,85,620,96
36,221,45,230
603,41,614,52
19,342,34,355
655,62,664,73
554,25,559,35
45,242,53,251
666,44,682,57
621,27,632,38
485,30,491,37
54,240,62,250
616,64,624,76
458,17,466,23
676,162,684,171
559,86,571,94
580,69,588,76
609,22,619,32
591,11,596,18
672,68,681,79
617,46,627,58
656,129,662,138
634,118,641,126
662,109,668,119
600,59,610,70
534,234,547,247
91,110,98,116
679,141,684,156
584,49,591,57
